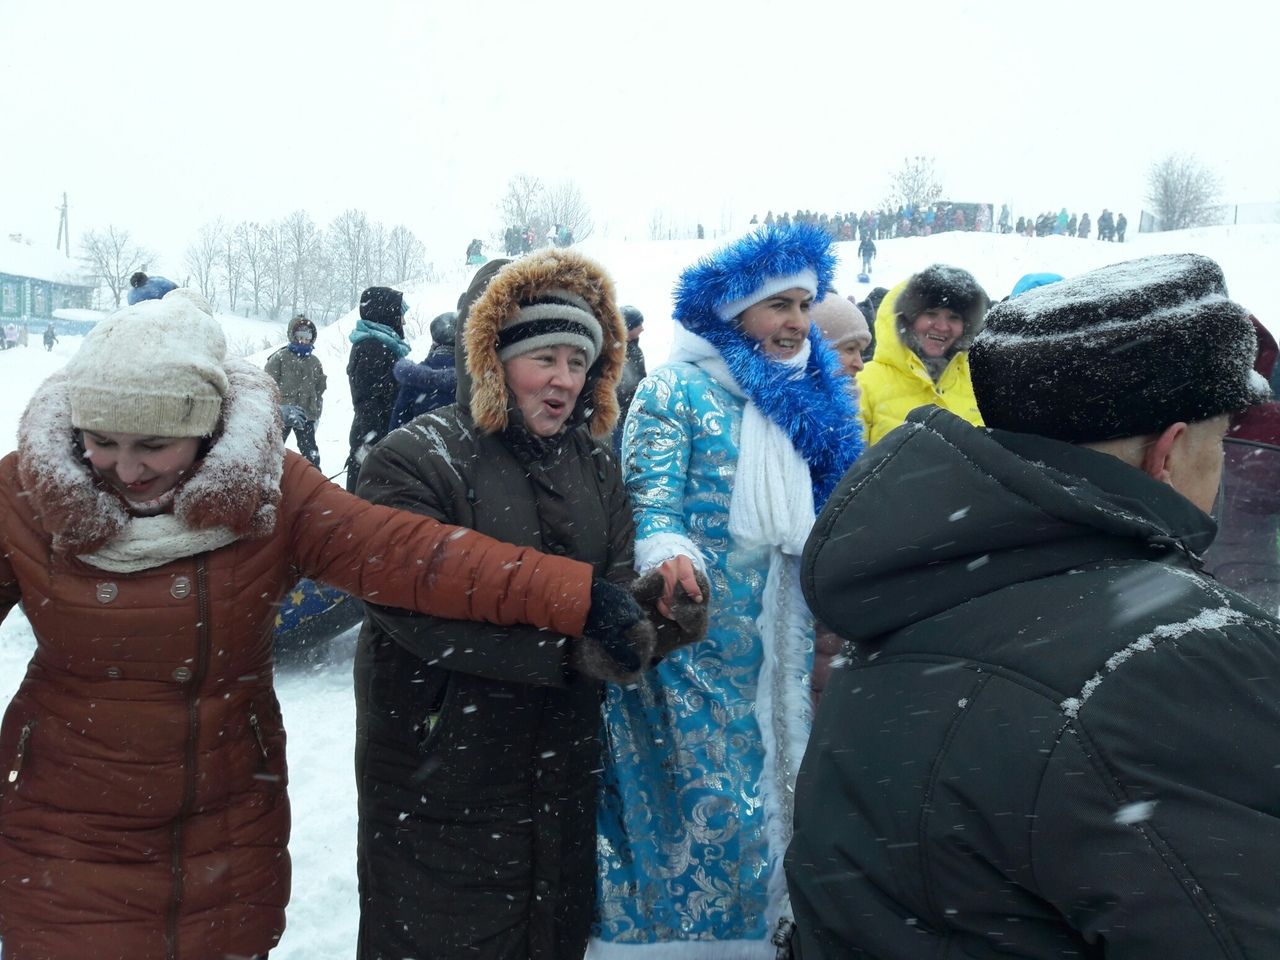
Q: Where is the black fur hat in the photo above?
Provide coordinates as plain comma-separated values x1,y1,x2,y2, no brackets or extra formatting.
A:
894,265,989,352
970,253,1266,443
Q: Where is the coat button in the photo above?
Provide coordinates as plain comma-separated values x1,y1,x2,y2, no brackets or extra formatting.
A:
96,582,118,603
170,576,192,599
172,666,193,682
105,666,122,679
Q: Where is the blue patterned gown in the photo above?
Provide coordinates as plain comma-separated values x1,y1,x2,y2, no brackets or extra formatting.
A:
593,359,812,959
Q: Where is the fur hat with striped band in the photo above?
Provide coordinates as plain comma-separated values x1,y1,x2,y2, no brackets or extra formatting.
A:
970,253,1267,443
495,287,603,366
464,248,625,438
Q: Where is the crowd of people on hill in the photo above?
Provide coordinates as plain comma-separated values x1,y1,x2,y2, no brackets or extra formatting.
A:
1015,207,1127,240
746,204,1131,243
3,223,1280,960
749,206,995,240
502,222,576,256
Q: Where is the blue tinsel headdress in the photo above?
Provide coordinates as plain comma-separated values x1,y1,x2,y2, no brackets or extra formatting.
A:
673,223,863,507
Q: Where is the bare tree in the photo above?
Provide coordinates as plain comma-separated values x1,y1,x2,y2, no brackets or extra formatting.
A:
184,220,224,305
885,155,944,210
388,224,427,284
280,210,321,317
540,179,594,243
220,228,245,313
263,222,290,320
234,221,271,317
499,174,544,231
79,226,154,308
327,209,371,310
1145,153,1222,231
366,221,389,286
648,208,668,241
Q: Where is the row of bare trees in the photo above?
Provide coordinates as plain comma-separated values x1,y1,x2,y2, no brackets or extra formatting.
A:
79,210,431,321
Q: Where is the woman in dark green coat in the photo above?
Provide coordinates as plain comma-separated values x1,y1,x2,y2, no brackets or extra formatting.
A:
353,250,653,960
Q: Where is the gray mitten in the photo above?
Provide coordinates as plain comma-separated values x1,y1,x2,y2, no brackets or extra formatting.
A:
631,568,711,663
573,618,657,685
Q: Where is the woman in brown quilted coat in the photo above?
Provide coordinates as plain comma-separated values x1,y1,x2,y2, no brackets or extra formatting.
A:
0,289,653,960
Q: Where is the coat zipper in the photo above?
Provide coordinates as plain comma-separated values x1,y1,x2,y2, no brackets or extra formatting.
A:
165,558,211,960
249,708,269,760
7,722,33,786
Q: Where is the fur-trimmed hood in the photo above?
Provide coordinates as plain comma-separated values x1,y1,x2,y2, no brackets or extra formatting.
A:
16,360,285,557
463,249,625,439
893,263,989,354
287,314,317,341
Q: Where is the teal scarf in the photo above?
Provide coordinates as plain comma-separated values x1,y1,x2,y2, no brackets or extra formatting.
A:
350,318,410,358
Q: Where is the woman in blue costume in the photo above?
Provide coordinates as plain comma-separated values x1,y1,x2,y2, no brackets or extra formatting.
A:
593,224,863,958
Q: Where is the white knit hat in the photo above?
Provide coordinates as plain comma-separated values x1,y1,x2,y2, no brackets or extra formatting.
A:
66,288,229,437
713,269,819,322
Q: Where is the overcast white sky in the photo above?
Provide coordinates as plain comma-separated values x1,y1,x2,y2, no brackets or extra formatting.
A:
2,0,1276,273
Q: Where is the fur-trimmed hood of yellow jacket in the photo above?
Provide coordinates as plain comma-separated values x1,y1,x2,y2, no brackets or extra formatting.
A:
462,249,625,439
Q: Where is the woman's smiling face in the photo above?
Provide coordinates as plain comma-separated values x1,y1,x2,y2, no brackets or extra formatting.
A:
738,287,813,360
911,307,965,357
81,431,202,502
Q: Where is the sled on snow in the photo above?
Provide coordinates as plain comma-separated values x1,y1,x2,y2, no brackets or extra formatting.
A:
273,579,363,661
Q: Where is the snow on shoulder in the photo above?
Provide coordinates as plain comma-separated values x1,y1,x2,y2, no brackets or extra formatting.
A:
1061,606,1251,718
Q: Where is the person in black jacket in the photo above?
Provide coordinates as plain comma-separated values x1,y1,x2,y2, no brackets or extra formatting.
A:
345,286,409,491
788,254,1280,959
612,304,647,456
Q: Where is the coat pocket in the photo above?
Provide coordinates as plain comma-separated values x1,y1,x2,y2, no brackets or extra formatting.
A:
247,701,287,793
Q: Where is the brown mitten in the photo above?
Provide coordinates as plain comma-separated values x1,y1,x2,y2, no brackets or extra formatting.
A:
572,618,657,685
631,568,712,663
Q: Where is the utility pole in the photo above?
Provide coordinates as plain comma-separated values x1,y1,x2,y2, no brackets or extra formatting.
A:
56,192,70,257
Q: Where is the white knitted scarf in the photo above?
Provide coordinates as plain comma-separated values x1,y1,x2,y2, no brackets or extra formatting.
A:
80,515,239,573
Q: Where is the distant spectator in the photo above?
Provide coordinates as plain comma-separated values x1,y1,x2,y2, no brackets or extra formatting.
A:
3,323,17,350
613,305,648,457
388,311,460,431
265,315,327,468
1078,212,1091,238
17,324,28,348
858,235,877,275
856,286,890,359
1116,212,1128,242
812,291,873,395
1009,272,1064,299
127,271,177,305
1098,209,1115,241
345,286,409,491
42,322,58,352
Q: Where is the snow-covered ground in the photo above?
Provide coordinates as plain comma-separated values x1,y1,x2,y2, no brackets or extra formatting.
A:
0,226,1276,958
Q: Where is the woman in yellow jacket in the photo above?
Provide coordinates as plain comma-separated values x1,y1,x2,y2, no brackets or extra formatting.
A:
857,264,990,445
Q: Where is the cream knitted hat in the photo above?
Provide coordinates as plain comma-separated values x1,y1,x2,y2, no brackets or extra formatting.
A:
67,288,228,437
